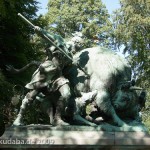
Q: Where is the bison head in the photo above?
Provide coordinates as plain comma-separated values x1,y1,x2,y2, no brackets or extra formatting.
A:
112,80,143,111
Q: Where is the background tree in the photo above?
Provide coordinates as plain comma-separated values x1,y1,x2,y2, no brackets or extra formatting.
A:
45,0,113,48
112,0,150,130
0,0,42,125
0,0,40,82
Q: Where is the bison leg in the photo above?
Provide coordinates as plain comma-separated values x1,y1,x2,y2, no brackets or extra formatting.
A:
95,91,128,127
73,114,97,126
46,106,54,125
111,108,128,127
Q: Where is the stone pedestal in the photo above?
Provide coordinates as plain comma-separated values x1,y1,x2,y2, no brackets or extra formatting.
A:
0,125,150,149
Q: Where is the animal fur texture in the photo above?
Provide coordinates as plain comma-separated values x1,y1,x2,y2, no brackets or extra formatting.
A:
65,46,132,127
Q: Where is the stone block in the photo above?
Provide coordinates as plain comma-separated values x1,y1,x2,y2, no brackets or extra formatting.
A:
0,125,150,149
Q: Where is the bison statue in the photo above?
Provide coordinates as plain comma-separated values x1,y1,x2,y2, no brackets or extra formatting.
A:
63,46,146,128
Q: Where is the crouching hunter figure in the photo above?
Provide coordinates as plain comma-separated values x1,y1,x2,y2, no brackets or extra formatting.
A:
13,26,96,126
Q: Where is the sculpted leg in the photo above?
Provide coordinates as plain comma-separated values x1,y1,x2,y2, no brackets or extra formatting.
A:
95,91,128,127
53,84,71,126
46,106,54,125
13,96,30,126
13,89,38,126
111,108,128,127
73,114,97,126
53,99,69,126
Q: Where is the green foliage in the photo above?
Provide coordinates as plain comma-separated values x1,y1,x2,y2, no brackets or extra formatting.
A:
0,0,40,83
45,0,112,48
0,0,40,125
0,70,15,125
113,0,150,131
112,0,150,81
0,71,12,101
30,15,50,61
23,101,50,125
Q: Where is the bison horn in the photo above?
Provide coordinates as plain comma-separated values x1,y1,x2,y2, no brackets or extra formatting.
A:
120,79,135,86
129,86,143,90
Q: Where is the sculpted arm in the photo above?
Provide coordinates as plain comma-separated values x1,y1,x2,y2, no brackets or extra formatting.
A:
6,61,41,74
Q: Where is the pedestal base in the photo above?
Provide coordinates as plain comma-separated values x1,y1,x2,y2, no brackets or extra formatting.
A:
0,125,150,149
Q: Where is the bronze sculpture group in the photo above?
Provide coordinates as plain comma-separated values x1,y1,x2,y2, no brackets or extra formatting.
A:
7,14,147,132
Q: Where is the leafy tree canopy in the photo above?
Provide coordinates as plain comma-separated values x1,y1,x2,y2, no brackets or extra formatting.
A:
112,0,150,85
112,0,150,130
45,0,113,47
0,0,39,121
0,0,40,84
